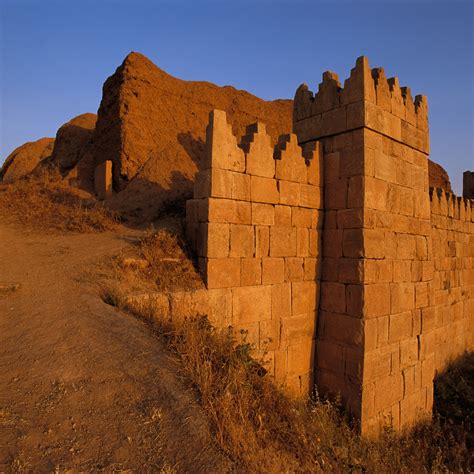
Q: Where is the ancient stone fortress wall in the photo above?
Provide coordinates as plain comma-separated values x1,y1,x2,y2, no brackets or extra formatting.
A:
292,56,473,435
430,190,474,369
186,110,324,396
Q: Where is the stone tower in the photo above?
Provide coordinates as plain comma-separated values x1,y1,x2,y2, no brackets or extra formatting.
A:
293,57,434,434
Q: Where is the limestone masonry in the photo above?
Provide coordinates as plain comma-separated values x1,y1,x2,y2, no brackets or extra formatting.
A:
182,57,473,436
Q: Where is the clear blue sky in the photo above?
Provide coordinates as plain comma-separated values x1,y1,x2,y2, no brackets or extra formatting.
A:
1,0,473,193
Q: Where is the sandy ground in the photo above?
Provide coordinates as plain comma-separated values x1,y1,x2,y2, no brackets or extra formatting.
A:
0,223,227,472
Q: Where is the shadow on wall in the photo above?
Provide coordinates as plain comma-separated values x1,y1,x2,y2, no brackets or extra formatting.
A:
105,171,194,226
434,351,474,431
177,132,205,170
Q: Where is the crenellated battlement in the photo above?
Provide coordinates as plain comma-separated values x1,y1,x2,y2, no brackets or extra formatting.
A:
293,56,429,153
430,187,473,222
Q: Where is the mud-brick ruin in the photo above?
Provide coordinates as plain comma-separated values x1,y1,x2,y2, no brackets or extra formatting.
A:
101,56,474,436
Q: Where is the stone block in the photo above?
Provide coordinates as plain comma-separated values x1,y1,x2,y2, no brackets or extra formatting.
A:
241,258,261,286
292,281,318,314
316,340,344,374
194,168,232,199
250,176,279,204
255,225,269,257
397,234,416,260
323,229,343,258
343,229,364,258
232,172,251,201
296,228,310,257
346,284,364,317
325,178,348,210
288,339,315,377
230,224,254,257
270,226,297,257
337,208,364,229
292,207,312,228
204,222,230,258
94,160,113,200
304,257,319,281
390,282,415,314
275,134,307,183
285,257,304,282
251,203,275,226
206,258,241,289
243,123,275,178
320,311,364,347
170,289,209,319
320,282,346,314
377,316,389,347
421,354,435,388
207,198,251,224
281,313,317,346
262,257,285,284
347,176,364,208
232,285,272,324
272,283,292,319
414,282,429,309
259,319,281,351
300,184,322,209
400,337,419,369
275,205,292,226
363,260,393,284
207,288,233,326
205,110,245,172
364,283,391,318
365,176,387,211
388,311,412,343
279,180,301,206
309,229,320,257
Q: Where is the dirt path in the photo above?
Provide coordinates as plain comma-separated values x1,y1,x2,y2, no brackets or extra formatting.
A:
0,224,227,472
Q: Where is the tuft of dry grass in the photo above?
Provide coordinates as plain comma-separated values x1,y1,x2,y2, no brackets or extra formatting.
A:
99,273,473,472
0,169,118,233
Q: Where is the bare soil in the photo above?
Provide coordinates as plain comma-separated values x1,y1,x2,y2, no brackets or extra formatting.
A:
0,223,227,472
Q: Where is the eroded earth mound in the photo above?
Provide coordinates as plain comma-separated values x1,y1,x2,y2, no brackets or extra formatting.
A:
1,138,54,183
94,52,292,220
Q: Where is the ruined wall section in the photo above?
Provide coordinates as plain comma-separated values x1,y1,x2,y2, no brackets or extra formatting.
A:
430,190,474,368
186,110,323,396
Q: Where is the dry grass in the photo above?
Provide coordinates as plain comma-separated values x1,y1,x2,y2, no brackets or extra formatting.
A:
91,221,204,296
99,272,473,472
0,169,118,233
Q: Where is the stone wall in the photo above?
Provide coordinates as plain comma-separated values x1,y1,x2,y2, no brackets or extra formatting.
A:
186,110,323,396
430,189,474,369
292,56,473,435
184,57,473,436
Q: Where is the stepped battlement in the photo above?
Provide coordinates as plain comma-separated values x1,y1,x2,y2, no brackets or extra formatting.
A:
293,56,429,153
430,187,473,221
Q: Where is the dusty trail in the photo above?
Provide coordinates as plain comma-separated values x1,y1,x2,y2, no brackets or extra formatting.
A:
0,223,226,472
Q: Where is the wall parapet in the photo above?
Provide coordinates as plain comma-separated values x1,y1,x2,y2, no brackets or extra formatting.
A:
293,56,429,154
429,187,473,221
186,109,324,396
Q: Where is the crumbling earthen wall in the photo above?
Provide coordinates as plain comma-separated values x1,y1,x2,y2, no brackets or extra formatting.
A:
430,190,474,370
186,109,323,396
